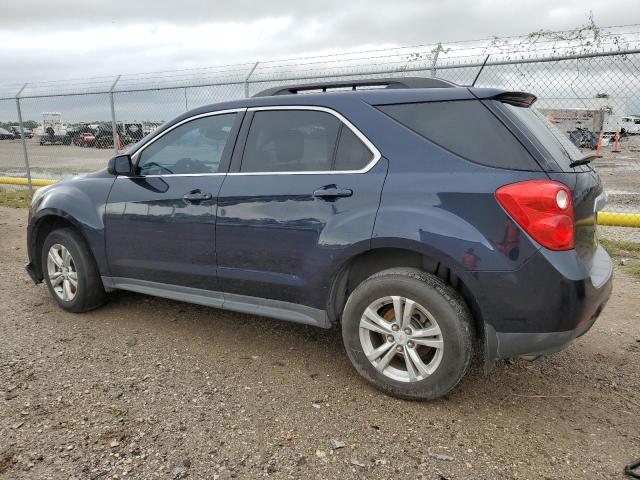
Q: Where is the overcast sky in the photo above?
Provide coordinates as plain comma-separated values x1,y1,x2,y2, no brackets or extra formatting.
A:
2,0,640,86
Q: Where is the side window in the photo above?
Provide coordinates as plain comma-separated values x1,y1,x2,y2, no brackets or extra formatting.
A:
334,126,373,170
138,113,236,175
241,110,340,173
378,101,537,170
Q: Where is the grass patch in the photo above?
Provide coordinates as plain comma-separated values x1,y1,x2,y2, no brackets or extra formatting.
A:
0,189,32,208
625,264,640,278
599,238,640,259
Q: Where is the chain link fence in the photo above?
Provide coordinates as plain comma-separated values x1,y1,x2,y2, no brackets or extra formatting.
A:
1,26,639,223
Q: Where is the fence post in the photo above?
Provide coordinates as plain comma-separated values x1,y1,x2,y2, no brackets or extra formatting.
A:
430,50,439,78
15,83,32,195
110,75,121,156
244,62,259,98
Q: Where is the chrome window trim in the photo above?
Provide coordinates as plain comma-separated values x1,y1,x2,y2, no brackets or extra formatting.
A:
128,108,246,177
124,105,381,178
229,105,381,176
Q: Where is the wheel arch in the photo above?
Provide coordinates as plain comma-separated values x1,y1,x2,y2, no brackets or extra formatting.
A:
326,246,485,342
29,211,93,282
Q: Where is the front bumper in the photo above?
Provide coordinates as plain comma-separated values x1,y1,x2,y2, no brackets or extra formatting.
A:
479,244,613,362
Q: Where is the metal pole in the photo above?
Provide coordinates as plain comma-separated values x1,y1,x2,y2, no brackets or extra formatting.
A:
110,75,121,156
244,62,259,98
16,83,32,195
184,87,188,111
430,50,439,78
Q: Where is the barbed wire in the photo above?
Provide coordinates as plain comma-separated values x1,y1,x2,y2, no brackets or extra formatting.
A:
1,24,639,99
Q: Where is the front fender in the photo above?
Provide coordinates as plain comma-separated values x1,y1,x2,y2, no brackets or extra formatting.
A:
28,175,115,278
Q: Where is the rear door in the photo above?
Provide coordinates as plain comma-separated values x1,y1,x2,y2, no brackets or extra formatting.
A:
105,110,243,291
215,106,387,309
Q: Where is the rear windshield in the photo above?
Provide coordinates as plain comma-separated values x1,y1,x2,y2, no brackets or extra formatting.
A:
377,100,539,171
500,102,583,170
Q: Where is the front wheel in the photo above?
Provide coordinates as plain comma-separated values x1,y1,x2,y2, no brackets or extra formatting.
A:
41,228,106,312
341,268,473,400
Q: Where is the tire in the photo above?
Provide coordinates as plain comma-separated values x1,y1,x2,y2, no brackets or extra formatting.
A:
341,267,473,400
41,227,106,313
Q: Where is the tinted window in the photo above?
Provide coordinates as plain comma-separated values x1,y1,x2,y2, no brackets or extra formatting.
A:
241,110,340,172
138,113,236,175
334,126,373,170
501,102,583,170
378,100,538,170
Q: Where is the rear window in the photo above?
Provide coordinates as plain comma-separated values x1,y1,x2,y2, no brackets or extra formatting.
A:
500,102,583,170
378,100,539,170
241,110,340,173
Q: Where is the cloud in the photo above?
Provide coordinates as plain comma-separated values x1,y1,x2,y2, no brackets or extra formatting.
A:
1,0,639,87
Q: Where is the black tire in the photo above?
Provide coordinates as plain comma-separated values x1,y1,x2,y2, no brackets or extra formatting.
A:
41,227,106,313
341,267,473,400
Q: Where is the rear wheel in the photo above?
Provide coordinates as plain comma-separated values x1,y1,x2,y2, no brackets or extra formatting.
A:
41,228,106,312
341,267,473,400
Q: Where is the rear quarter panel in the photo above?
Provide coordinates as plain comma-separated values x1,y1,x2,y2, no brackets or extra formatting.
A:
366,104,546,275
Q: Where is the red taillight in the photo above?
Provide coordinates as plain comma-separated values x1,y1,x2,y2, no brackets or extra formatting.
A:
495,180,574,251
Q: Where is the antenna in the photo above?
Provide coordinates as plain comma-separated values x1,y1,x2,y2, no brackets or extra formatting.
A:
471,55,490,87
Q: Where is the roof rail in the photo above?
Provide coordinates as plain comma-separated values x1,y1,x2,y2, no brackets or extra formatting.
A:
253,77,457,97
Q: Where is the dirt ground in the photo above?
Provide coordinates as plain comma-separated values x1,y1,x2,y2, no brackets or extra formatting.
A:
0,206,639,480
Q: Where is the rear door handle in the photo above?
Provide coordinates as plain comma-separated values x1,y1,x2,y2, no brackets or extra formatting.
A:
313,187,353,199
183,191,213,203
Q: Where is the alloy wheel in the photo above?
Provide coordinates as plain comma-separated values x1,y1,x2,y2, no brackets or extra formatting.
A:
46,243,78,301
359,296,444,382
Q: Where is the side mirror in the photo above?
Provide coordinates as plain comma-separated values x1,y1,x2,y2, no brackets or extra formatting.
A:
108,154,132,176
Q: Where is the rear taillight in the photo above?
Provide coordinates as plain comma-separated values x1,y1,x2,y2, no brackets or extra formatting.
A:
495,180,574,251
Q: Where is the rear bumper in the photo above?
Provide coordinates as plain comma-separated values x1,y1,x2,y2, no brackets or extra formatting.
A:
486,302,606,360
477,244,613,362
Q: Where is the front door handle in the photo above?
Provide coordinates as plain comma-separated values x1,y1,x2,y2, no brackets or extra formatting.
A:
313,186,353,199
183,191,213,203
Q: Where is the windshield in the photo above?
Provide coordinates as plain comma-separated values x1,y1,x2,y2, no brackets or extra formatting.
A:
501,102,584,170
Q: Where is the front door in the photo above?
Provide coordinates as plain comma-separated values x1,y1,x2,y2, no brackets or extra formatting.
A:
105,110,242,291
216,107,387,309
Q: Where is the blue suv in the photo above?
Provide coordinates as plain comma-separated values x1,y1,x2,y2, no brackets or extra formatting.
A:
25,78,613,400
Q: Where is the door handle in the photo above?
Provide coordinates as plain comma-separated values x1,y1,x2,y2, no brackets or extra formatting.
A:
183,191,213,203
313,187,353,199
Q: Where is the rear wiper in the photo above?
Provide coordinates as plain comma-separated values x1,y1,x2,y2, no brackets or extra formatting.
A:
569,154,596,168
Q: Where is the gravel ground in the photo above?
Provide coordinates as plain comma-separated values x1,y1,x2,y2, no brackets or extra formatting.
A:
1,206,639,480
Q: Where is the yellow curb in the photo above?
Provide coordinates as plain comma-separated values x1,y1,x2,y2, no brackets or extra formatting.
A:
0,177,58,187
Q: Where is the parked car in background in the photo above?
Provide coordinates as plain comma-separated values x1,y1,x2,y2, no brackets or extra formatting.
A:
25,77,613,400
0,127,15,140
65,125,95,146
39,127,67,145
76,131,97,148
621,115,640,135
8,126,34,139
93,125,133,148
122,122,145,141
